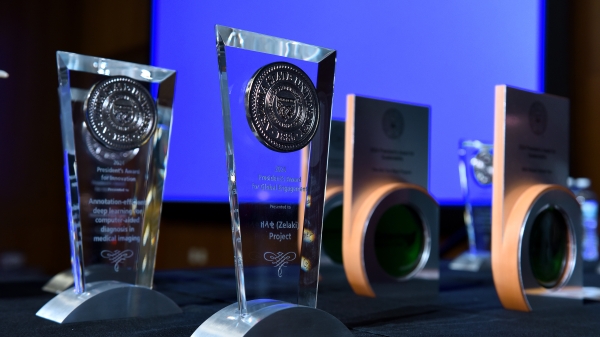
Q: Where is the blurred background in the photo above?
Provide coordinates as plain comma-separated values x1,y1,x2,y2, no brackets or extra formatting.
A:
0,0,598,277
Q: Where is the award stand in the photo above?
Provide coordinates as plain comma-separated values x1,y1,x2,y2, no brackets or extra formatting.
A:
192,26,351,336
492,85,582,311
343,95,439,299
37,52,181,323
321,121,345,265
450,140,493,272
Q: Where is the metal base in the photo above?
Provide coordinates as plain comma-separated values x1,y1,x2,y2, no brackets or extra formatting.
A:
449,251,491,272
36,281,182,323
192,299,352,337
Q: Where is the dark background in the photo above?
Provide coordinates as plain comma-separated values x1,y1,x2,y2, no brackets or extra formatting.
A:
0,0,598,276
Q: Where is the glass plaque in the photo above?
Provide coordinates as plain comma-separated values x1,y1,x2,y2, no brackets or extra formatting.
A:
37,52,180,323
192,26,351,337
450,140,493,272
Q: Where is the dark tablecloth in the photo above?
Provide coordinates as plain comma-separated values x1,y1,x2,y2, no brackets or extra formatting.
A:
3,262,600,336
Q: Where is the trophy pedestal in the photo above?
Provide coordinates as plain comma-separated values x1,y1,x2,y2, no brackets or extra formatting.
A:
36,281,181,323
449,251,491,272
192,299,351,337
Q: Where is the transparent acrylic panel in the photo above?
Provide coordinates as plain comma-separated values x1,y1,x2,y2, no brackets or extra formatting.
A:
216,26,335,313
458,140,493,254
57,52,176,293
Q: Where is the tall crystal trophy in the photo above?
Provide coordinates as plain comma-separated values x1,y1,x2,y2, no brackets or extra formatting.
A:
192,26,351,336
492,85,582,311
450,140,493,272
36,52,181,323
321,120,345,264
343,95,439,299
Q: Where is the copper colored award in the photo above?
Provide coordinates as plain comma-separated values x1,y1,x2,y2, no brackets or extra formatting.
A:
492,85,582,311
321,120,345,264
343,95,439,298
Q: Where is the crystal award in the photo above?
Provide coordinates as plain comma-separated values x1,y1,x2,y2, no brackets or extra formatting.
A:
192,26,351,337
36,52,181,323
492,85,582,311
343,95,439,299
450,140,493,272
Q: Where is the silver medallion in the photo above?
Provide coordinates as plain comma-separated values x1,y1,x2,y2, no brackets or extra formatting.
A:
85,76,157,151
245,62,319,152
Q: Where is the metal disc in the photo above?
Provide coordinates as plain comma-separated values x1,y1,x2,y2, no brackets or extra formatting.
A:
85,76,157,151
245,62,319,153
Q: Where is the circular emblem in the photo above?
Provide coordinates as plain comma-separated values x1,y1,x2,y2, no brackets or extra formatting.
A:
382,108,404,139
85,76,157,151
471,150,493,185
529,101,547,135
245,62,319,152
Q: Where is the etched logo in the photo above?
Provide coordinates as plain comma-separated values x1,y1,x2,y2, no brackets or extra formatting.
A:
264,251,297,277
529,101,547,135
245,62,319,152
101,249,134,272
382,108,404,139
85,76,157,151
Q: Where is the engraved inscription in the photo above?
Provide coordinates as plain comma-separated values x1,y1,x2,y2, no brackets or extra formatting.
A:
264,251,297,277
245,62,319,152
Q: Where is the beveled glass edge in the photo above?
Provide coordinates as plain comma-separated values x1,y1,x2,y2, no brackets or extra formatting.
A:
216,25,335,63
56,51,176,84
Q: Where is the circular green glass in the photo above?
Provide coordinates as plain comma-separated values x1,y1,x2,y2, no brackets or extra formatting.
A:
374,205,424,277
321,205,343,264
528,207,569,288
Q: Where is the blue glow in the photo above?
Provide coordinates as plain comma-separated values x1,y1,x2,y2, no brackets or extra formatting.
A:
152,0,545,204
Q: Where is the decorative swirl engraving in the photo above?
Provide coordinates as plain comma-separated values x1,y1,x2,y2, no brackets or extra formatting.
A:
264,251,297,277
100,249,134,272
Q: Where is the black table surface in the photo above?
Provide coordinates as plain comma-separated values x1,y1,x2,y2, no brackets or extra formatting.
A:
3,262,600,336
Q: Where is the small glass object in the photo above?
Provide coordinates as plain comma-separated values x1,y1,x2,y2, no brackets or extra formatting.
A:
450,140,493,272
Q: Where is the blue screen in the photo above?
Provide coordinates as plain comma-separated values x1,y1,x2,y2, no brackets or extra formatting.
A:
152,0,544,204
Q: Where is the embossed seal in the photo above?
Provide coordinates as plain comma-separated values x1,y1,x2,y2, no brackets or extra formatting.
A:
85,76,157,151
245,62,319,152
529,101,547,135
382,108,404,139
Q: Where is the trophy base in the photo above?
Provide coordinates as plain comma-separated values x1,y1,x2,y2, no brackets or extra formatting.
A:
449,251,491,272
42,265,136,294
36,281,182,323
191,299,352,337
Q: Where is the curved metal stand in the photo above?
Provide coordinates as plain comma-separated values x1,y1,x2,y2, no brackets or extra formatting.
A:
36,281,182,323
192,299,352,337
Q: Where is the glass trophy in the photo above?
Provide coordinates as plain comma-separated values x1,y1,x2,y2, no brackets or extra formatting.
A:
492,85,582,311
36,52,181,323
192,26,351,337
450,140,493,272
343,95,439,299
321,120,345,265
